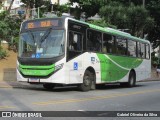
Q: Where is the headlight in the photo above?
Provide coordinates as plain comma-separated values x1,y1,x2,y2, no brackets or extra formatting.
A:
55,63,64,71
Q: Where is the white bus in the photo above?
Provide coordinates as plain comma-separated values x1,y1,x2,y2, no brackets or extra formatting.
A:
17,17,151,91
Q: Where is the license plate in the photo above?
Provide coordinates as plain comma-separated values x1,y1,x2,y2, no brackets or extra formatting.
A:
28,78,40,83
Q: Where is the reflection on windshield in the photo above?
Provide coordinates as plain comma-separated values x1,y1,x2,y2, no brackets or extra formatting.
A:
18,30,65,58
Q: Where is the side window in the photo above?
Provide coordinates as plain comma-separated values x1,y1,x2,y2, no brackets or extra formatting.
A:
141,43,145,58
117,36,127,55
146,44,150,59
137,42,141,57
87,29,102,52
69,31,82,51
103,33,116,54
138,42,145,58
128,40,137,57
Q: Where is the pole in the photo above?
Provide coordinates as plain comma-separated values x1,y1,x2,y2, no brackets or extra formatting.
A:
51,4,53,12
158,45,160,64
143,0,145,8
33,0,35,19
38,7,40,18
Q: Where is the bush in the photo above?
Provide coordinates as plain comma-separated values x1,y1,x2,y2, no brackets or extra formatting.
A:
0,46,8,59
8,37,19,52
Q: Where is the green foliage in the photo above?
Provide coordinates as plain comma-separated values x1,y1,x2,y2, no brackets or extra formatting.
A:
126,4,154,37
151,51,159,67
146,0,160,48
21,0,50,19
8,37,19,52
87,19,116,28
100,2,127,28
0,46,7,59
0,11,22,52
69,0,106,19
99,2,154,37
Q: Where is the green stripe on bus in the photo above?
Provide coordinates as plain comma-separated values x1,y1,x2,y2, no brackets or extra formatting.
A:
96,54,143,81
19,64,54,69
19,64,55,76
108,55,143,69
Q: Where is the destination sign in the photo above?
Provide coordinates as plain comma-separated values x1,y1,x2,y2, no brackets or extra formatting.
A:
24,19,61,29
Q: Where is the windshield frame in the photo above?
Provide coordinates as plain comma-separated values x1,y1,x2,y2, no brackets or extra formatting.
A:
18,28,66,59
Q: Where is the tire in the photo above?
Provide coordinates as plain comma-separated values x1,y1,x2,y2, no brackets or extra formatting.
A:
78,70,93,92
43,83,55,90
120,71,136,87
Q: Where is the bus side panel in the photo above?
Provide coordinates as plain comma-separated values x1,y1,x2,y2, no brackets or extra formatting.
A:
83,52,102,84
135,59,151,81
66,53,84,84
66,52,101,84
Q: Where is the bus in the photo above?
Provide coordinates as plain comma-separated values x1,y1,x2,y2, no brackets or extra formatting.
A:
17,17,151,91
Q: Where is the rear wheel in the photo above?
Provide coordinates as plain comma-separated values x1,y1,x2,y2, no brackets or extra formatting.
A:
78,70,93,92
121,71,136,87
128,71,136,87
43,83,55,90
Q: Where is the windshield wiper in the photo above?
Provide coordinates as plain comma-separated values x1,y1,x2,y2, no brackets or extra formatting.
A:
39,27,52,46
26,30,35,44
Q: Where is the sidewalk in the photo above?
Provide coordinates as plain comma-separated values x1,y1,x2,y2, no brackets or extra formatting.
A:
0,81,43,88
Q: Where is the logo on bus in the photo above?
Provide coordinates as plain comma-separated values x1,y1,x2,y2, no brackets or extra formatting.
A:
91,57,95,62
74,62,78,70
91,57,95,64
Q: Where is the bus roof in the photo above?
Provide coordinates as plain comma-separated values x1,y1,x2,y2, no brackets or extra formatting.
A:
66,17,150,44
22,17,150,44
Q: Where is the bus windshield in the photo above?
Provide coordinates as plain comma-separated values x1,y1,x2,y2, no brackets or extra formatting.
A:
18,29,65,58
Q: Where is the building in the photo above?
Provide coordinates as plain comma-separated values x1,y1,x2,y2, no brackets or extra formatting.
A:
51,0,69,5
0,0,24,15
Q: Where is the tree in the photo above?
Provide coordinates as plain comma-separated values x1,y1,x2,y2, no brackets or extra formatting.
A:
21,0,50,19
146,0,160,48
0,11,22,51
69,0,107,19
7,0,14,14
126,4,154,37
99,2,154,38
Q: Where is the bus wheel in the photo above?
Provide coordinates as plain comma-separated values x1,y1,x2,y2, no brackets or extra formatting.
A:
43,83,55,90
78,70,92,92
120,71,136,87
127,71,136,87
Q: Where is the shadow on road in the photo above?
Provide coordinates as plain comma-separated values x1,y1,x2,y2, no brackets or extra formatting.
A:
11,83,145,93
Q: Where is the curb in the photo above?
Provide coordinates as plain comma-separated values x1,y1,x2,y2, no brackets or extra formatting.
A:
0,81,38,88
0,81,22,88
140,77,160,82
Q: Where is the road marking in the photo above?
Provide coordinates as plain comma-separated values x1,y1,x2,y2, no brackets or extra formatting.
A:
0,106,15,109
32,89,160,106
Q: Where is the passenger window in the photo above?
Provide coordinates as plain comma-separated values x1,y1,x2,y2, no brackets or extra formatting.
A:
146,44,150,59
103,34,116,54
128,40,137,57
117,36,127,55
87,29,102,52
69,32,82,51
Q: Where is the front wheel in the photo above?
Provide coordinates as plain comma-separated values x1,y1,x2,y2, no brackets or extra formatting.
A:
43,83,55,90
78,70,93,92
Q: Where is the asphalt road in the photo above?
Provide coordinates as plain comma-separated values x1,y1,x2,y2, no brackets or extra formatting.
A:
0,81,160,120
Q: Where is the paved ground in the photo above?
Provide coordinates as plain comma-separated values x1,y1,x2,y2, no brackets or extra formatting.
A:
0,78,159,89
0,81,160,120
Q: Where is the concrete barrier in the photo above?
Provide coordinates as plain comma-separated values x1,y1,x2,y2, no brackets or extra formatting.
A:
3,68,16,81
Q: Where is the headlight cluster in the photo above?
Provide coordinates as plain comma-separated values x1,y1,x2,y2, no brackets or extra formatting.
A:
54,63,64,72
